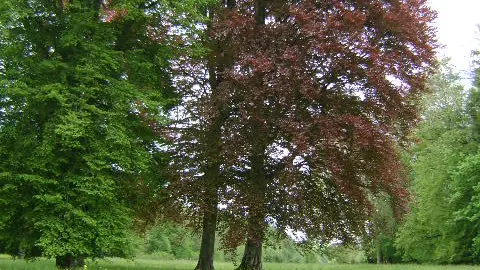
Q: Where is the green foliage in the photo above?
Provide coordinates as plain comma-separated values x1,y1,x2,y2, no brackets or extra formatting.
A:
448,152,480,262
145,222,200,260
142,222,328,264
323,245,366,264
0,0,176,264
468,89,480,139
363,194,402,264
395,62,480,264
263,239,307,264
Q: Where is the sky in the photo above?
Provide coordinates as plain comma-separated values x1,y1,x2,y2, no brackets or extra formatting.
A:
428,0,480,86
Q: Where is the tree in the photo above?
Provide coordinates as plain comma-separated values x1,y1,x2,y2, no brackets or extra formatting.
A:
364,193,401,264
167,1,435,269
442,48,480,264
0,0,176,268
145,221,202,260
204,1,436,269
165,1,235,270
425,65,480,264
395,62,477,263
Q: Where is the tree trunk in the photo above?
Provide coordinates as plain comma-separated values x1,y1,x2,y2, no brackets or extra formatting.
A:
194,0,236,268
195,196,218,270
237,236,263,270
238,0,268,256
55,254,85,269
376,237,382,264
237,146,267,270
237,197,266,270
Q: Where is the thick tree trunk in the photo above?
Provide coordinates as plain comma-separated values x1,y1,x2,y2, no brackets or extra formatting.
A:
237,159,267,270
237,146,267,270
55,254,85,269
195,196,218,270
237,237,263,270
237,198,266,270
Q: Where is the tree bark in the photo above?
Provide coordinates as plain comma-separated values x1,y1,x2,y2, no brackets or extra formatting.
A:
237,199,266,270
237,238,263,270
237,180,266,270
55,254,85,269
195,1,236,269
237,137,267,270
195,194,218,270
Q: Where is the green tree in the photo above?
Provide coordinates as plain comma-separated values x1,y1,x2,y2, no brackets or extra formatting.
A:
395,62,477,263
145,222,202,260
444,87,480,263
447,151,480,263
0,0,175,268
364,193,401,264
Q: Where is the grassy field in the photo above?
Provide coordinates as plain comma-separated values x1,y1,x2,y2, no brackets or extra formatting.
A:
1,255,480,270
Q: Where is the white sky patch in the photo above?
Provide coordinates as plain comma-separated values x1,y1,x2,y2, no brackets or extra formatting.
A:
286,227,307,242
111,163,124,172
292,155,311,175
429,0,480,87
268,141,290,160
0,59,5,75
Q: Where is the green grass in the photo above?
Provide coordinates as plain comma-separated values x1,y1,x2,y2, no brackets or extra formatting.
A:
1,255,480,270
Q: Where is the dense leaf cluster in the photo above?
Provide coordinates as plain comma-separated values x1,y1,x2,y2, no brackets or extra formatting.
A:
395,62,480,264
0,0,176,264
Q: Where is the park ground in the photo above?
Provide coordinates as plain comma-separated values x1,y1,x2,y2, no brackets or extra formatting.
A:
1,255,480,270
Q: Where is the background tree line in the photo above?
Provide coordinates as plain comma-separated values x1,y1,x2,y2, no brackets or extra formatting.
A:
360,59,480,265
141,221,351,264
394,60,480,264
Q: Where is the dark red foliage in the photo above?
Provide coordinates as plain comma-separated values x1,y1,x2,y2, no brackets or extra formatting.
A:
214,0,436,248
169,0,436,256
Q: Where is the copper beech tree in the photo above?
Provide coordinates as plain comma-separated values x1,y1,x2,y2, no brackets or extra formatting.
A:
168,1,436,270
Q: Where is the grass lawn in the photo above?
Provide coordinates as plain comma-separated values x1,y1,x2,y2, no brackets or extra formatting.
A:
1,255,480,270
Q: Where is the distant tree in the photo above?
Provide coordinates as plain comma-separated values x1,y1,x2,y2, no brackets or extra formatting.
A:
395,62,477,263
364,193,401,264
145,221,202,260
0,0,178,268
324,244,367,264
442,47,480,264
436,67,480,263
